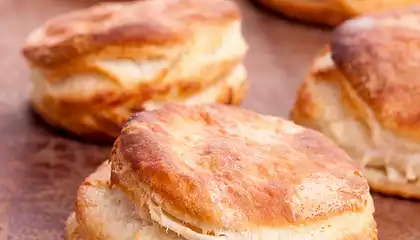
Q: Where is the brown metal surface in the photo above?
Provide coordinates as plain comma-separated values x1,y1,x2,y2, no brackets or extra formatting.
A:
0,0,419,239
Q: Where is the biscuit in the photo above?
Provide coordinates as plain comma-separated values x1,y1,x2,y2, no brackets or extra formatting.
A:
337,0,420,15
253,0,420,26
291,6,420,199
67,104,377,240
22,0,248,141
254,0,349,26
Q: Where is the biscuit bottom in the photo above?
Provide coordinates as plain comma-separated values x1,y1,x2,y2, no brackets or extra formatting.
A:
66,162,377,240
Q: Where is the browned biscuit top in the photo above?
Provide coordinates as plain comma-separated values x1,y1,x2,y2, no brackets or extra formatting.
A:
116,104,369,229
331,5,420,141
22,0,240,67
336,0,419,15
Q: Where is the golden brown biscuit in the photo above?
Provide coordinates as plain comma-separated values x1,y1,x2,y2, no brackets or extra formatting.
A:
253,0,420,26
291,6,420,199
22,0,248,142
337,0,420,15
254,0,350,26
66,104,377,240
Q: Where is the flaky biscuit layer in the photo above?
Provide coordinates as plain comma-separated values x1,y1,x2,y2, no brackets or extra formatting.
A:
67,160,377,240
31,64,247,141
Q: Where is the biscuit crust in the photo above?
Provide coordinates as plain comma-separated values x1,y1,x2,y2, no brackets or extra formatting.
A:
22,0,240,67
254,0,350,26
332,6,420,142
111,104,371,231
